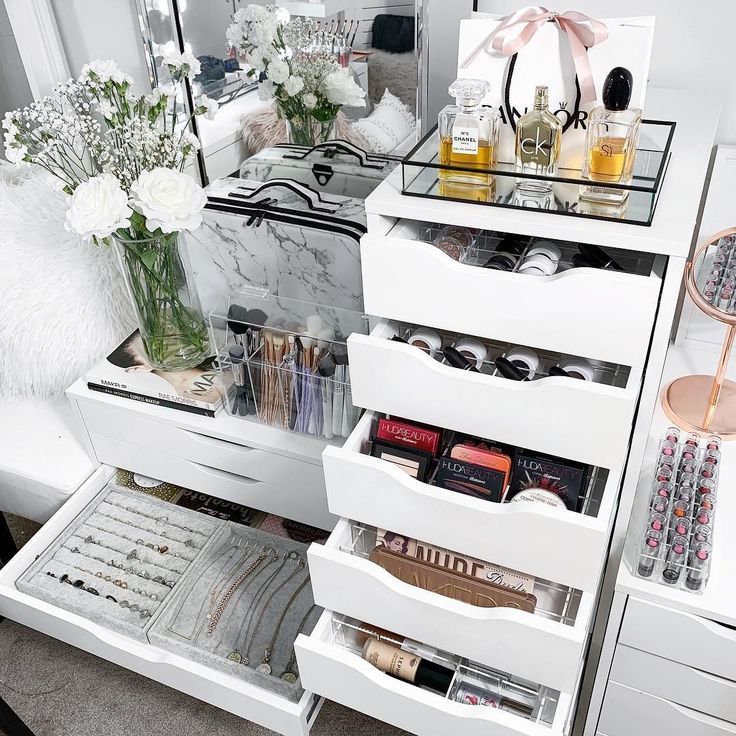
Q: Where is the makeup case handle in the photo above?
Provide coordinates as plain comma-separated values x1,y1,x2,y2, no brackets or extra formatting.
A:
234,178,344,213
278,140,389,169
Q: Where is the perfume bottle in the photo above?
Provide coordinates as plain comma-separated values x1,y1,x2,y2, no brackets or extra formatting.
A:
438,78,499,186
581,67,642,204
515,86,562,193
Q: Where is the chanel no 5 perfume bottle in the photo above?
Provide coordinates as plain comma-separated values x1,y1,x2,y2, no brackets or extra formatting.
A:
581,67,642,204
515,85,562,193
438,78,499,186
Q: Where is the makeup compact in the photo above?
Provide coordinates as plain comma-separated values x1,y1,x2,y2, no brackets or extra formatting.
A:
432,226,474,262
557,358,596,382
501,347,540,380
376,417,442,456
518,241,561,276
369,440,432,482
483,235,527,271
407,327,442,358
451,338,487,370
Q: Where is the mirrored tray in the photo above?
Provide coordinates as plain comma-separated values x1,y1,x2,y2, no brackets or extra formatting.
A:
401,120,675,226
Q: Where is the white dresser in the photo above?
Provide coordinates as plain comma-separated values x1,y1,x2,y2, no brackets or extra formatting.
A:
0,87,721,736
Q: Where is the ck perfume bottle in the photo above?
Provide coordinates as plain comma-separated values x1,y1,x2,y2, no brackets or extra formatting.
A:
515,86,562,193
438,78,499,186
581,67,642,204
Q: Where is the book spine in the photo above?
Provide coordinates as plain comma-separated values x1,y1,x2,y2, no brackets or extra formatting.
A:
87,383,215,417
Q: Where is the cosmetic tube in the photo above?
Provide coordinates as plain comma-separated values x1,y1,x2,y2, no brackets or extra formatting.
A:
637,530,662,578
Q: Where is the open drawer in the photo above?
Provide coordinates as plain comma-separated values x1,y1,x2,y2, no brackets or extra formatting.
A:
348,321,639,471
296,611,573,736
323,412,619,593
361,223,663,367
0,466,323,736
307,518,591,693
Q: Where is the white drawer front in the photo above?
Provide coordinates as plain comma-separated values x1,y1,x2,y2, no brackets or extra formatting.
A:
348,323,639,470
611,645,736,724
599,682,736,736
89,433,336,531
620,599,736,682
323,413,618,593
361,233,661,367
296,611,572,736
308,519,591,693
0,467,321,736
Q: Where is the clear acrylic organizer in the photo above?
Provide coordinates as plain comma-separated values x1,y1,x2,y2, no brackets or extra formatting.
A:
330,615,559,725
633,428,720,593
210,288,369,440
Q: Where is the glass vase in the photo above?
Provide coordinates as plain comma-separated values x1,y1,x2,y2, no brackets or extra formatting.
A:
285,112,337,147
113,232,210,371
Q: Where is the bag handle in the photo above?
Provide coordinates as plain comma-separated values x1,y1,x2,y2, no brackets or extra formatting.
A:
278,140,389,170
234,178,344,213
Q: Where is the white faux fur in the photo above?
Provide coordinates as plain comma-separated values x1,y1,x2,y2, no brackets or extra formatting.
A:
0,164,135,399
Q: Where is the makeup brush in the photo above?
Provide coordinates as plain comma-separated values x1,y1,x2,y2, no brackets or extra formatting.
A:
228,345,248,416
332,344,348,437
227,304,249,348
318,352,336,439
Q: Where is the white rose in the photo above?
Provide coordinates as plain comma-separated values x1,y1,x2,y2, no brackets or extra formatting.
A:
302,93,318,110
163,51,201,78
196,94,219,120
130,168,206,234
64,174,132,241
266,59,290,85
323,68,366,108
258,80,275,101
283,76,304,97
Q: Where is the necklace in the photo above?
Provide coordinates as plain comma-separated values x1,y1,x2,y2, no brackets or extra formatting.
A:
225,551,296,664
242,553,305,668
205,549,273,636
105,501,208,537
279,603,318,682
63,545,176,587
256,576,310,675
94,510,203,549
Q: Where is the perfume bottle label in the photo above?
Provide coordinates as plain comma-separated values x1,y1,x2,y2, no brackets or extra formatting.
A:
451,126,479,155
519,125,553,165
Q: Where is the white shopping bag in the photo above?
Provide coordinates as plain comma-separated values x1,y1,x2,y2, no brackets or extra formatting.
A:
457,9,655,169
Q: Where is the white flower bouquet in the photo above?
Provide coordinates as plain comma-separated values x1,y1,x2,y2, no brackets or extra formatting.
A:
3,57,220,370
226,5,366,146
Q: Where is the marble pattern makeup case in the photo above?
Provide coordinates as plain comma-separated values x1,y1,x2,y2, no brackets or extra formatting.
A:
238,141,399,199
186,177,368,317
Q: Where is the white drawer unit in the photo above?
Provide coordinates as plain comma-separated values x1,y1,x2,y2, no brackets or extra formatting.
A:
619,598,736,684
296,611,573,736
0,466,324,736
323,413,619,593
598,681,736,736
610,645,736,725
361,227,664,367
348,321,642,471
307,518,592,693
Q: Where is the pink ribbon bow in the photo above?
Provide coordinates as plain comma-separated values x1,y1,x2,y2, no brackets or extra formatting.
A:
461,6,608,104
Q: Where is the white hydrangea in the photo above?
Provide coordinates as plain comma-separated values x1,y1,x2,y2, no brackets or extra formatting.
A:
283,75,304,97
267,59,289,85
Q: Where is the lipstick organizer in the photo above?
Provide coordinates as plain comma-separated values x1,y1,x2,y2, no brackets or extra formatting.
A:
209,289,369,440
297,613,561,728
633,429,720,593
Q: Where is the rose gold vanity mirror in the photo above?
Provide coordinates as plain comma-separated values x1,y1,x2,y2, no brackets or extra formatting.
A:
663,227,736,439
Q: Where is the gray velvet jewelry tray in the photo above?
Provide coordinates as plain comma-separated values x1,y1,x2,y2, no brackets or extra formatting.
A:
15,485,224,642
149,522,321,703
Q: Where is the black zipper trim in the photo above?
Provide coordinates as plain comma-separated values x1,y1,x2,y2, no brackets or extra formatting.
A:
205,199,366,242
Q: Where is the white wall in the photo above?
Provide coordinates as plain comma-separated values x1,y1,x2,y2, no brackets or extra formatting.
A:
51,0,151,91
475,0,733,144
0,0,32,120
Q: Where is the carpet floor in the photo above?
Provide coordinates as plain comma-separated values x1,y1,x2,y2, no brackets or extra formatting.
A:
0,515,407,736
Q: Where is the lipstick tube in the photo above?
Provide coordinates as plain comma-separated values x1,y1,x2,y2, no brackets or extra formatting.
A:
637,530,662,578
699,462,717,480
662,536,688,585
699,493,716,512
695,506,713,526
706,435,722,451
653,481,673,499
685,542,712,591
668,517,691,545
648,512,666,533
685,432,701,447
650,495,669,515
664,427,681,443
659,440,677,457
692,524,713,545
704,449,721,466
698,478,716,497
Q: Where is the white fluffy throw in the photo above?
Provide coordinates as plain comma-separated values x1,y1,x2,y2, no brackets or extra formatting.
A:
0,165,135,398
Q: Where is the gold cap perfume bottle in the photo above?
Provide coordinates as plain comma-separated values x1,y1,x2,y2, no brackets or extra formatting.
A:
514,85,562,194
580,67,642,204
438,78,499,187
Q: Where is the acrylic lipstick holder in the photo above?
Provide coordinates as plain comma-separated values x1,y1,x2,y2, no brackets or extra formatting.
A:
633,432,720,593
209,289,368,440
696,234,736,313
394,321,630,390
420,223,656,277
330,615,557,725
342,522,583,628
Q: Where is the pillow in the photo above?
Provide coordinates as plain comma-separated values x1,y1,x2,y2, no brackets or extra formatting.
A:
351,89,416,154
0,165,135,398
367,49,418,109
